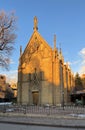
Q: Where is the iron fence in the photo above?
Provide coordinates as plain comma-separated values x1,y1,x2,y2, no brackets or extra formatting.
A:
0,104,85,117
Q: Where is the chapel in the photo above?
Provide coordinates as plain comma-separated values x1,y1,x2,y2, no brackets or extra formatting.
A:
17,17,75,106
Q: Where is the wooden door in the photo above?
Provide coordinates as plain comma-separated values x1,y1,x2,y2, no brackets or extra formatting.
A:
32,91,39,105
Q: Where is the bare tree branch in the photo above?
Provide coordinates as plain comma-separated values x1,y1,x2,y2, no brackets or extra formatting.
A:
0,10,17,69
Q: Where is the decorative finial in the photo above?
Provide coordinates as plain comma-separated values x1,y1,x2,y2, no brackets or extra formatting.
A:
59,43,62,60
54,34,56,50
20,45,22,56
59,43,62,54
59,43,64,62
33,16,38,31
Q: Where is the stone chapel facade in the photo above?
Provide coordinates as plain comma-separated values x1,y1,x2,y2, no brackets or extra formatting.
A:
17,17,75,106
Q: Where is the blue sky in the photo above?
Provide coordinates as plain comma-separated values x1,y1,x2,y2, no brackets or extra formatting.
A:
0,0,85,82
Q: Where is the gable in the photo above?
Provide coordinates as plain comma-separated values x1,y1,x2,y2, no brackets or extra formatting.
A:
21,31,52,64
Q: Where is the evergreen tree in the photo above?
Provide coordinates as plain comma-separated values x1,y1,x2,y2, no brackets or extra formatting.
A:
81,77,85,89
75,73,83,91
5,84,14,102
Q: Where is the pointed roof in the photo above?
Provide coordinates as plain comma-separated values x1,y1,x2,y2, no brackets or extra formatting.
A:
21,17,52,58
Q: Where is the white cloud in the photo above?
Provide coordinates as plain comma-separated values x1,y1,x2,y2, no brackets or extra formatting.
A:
81,60,85,65
70,60,81,65
66,48,85,75
78,48,85,75
79,48,85,58
79,66,85,75
66,61,69,65
2,70,18,83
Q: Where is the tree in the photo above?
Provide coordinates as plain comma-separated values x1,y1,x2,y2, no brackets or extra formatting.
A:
5,84,14,102
81,77,85,89
0,11,16,69
75,73,83,91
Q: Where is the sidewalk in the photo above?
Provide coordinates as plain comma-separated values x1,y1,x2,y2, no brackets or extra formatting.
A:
0,112,85,128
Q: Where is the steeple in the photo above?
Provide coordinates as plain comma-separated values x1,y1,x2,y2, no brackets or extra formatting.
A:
33,16,38,31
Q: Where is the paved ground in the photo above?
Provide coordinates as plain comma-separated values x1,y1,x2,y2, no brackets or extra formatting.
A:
0,123,83,130
0,111,85,128
0,106,85,128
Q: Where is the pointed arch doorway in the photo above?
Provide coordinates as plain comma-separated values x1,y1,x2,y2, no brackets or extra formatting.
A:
32,91,39,105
